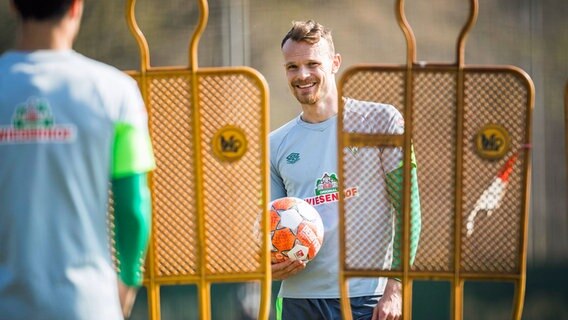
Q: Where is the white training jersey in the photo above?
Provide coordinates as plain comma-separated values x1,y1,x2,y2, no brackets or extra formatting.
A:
269,98,405,299
0,50,150,320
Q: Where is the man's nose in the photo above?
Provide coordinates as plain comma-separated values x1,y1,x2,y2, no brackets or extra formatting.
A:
297,66,310,79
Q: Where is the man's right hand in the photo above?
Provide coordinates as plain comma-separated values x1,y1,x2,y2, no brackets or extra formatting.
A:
271,259,306,280
117,280,139,319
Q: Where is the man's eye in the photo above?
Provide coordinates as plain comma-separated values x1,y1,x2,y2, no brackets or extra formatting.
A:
309,62,320,67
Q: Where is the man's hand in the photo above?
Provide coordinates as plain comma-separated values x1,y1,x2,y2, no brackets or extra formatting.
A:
271,259,306,280
117,280,139,319
372,278,402,320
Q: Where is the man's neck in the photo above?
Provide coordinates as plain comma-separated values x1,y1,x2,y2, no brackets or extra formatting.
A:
16,20,74,51
300,96,339,124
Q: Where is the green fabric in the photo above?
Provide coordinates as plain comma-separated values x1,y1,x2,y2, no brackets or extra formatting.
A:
112,173,152,286
397,144,418,169
386,164,422,269
275,296,283,320
112,122,155,179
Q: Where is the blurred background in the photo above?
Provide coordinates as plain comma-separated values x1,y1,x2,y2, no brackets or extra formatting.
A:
1,0,566,319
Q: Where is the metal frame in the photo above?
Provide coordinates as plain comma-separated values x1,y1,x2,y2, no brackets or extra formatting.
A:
124,1,271,319
566,82,568,194
337,0,534,319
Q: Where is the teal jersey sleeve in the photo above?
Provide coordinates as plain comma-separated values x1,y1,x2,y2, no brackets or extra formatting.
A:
386,162,422,269
112,173,152,286
112,122,155,179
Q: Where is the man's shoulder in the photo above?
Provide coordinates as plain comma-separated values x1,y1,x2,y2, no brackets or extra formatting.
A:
67,53,142,104
72,53,133,83
269,116,299,141
0,52,11,68
344,98,399,114
0,51,27,71
344,98,403,123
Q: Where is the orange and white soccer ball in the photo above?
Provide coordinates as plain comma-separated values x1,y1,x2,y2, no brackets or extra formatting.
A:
269,197,324,264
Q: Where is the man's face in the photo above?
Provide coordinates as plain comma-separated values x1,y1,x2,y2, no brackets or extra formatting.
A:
281,38,340,105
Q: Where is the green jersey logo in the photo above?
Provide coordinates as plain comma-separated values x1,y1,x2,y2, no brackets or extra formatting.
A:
315,172,339,195
0,98,75,143
12,99,54,129
286,152,300,164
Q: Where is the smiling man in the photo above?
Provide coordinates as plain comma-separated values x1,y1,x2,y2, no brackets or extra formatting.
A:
269,20,421,320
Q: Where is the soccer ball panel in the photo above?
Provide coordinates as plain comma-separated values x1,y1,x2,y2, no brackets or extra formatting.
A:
287,244,309,261
278,209,303,232
296,201,320,221
272,228,296,252
271,197,296,211
297,221,323,259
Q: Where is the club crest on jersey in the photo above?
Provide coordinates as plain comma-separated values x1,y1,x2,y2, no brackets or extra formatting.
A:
305,172,358,206
315,172,339,195
0,98,76,144
286,152,300,164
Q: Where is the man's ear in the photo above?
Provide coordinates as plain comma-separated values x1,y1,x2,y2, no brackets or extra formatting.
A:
69,0,84,19
332,53,342,74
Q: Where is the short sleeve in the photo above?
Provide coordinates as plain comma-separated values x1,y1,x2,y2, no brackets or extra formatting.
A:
111,81,155,178
270,162,287,201
379,104,417,173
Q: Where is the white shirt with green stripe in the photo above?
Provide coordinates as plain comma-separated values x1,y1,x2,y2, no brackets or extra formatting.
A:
0,50,154,320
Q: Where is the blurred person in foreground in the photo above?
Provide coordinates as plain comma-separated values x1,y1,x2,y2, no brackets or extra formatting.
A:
0,0,155,319
270,20,421,320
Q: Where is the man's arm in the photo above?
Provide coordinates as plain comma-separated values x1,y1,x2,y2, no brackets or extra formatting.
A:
386,165,421,268
374,159,421,320
373,278,402,320
269,152,307,278
111,119,155,317
112,173,151,318
112,173,151,286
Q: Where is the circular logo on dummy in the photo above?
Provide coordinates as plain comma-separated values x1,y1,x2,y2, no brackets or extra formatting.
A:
474,124,510,160
212,125,248,162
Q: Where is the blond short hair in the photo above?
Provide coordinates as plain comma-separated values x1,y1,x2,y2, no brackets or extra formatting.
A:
281,20,335,55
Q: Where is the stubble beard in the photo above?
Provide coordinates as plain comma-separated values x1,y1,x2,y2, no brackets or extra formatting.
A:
292,83,320,105
295,93,318,105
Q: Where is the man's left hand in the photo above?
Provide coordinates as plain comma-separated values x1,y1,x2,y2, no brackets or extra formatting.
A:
372,278,402,320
